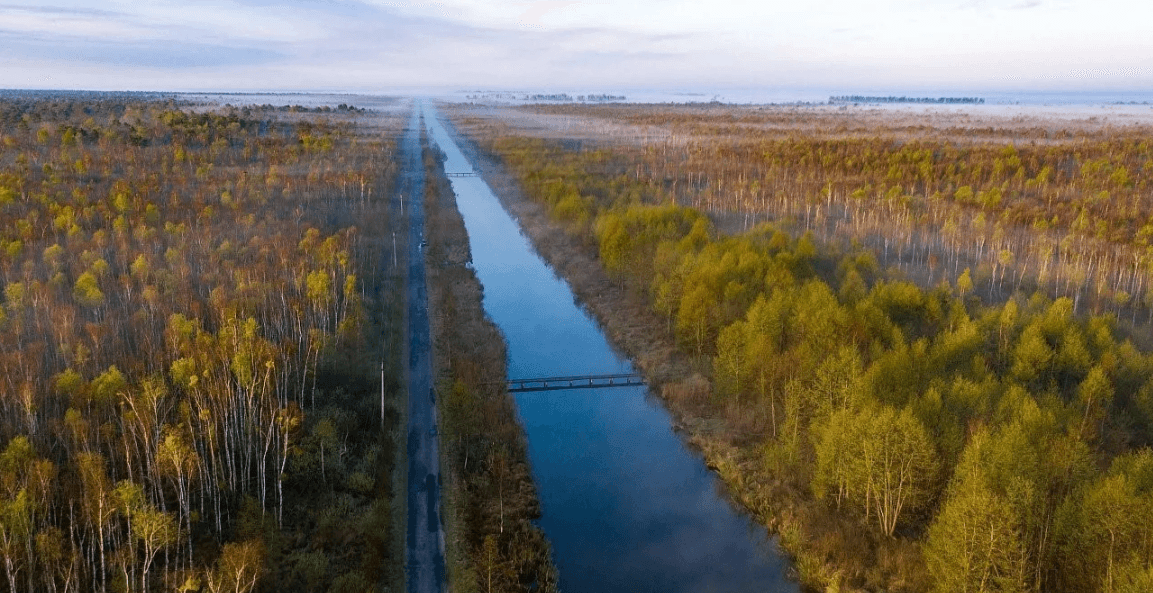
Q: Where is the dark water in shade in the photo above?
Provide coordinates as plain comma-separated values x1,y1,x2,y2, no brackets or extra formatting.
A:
422,104,799,593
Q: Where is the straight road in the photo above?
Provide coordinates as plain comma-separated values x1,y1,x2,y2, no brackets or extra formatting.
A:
403,100,445,593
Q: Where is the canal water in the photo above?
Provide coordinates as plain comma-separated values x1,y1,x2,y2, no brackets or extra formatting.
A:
422,104,798,593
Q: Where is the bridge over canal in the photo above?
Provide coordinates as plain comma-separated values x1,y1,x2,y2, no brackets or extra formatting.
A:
504,372,646,393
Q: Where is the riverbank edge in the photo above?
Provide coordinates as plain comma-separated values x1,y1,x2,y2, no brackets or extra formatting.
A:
442,110,862,593
423,138,560,592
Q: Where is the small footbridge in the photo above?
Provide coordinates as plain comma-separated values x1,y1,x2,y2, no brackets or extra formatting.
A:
445,171,479,178
505,372,646,393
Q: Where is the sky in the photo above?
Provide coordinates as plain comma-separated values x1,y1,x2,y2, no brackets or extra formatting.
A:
1,0,1151,94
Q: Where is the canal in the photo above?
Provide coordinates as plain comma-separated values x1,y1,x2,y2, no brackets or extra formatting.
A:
422,103,798,593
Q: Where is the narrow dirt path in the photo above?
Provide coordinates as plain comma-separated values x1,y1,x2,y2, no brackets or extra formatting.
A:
402,100,445,593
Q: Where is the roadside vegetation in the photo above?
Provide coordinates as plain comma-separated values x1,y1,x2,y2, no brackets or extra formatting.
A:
422,144,558,593
0,97,406,592
451,104,1153,593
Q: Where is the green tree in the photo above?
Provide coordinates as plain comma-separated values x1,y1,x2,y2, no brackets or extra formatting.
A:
812,408,865,509
116,480,178,592
1076,365,1113,442
814,405,938,535
958,268,974,297
0,489,31,593
676,283,715,356
869,406,939,536
77,452,115,593
808,346,863,418
1011,324,1053,388
926,435,1027,593
206,539,264,593
478,535,514,593
73,271,105,308
714,320,747,402
1116,561,1153,593
1055,458,1153,593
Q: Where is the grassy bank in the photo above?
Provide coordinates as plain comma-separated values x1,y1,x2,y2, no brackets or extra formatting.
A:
422,143,558,593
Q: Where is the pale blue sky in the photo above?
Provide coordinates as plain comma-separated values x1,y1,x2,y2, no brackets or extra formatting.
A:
1,0,1150,93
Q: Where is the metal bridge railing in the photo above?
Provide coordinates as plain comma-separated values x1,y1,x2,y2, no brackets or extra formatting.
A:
505,372,646,393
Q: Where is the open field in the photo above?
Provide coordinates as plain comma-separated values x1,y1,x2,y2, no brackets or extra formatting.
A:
457,102,1153,144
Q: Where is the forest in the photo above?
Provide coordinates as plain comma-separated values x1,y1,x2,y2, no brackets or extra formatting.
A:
453,104,1153,593
518,104,1153,332
0,97,406,592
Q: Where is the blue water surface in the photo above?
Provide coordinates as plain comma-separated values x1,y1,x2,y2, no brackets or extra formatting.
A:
423,104,798,593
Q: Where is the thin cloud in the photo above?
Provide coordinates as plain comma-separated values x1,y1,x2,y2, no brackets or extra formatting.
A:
0,4,144,39
1,32,286,69
0,0,1149,92
518,1,578,26
0,3,121,18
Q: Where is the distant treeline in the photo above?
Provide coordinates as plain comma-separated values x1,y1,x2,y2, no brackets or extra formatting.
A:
580,94,628,102
520,93,626,102
830,95,985,104
464,92,628,103
245,103,366,113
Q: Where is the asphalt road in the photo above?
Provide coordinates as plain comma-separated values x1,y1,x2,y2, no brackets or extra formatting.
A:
403,100,445,593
